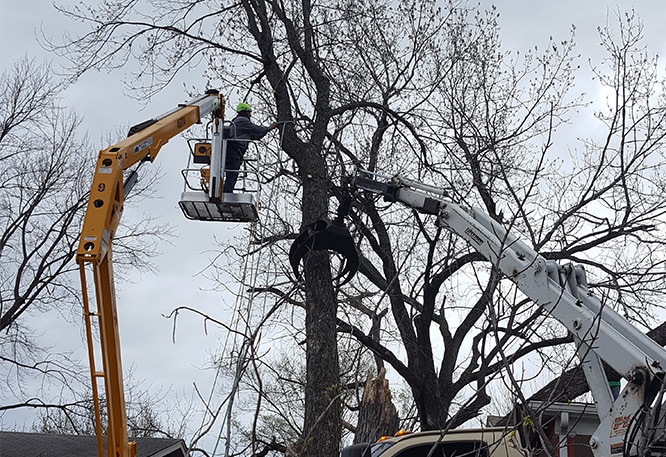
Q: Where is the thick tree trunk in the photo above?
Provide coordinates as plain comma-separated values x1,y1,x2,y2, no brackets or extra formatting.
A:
299,159,341,457
244,1,342,450
302,250,341,456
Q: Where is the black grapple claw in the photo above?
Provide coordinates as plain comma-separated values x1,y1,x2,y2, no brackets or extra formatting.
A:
289,217,359,285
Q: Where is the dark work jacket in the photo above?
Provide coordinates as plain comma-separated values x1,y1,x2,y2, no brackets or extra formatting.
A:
227,115,272,157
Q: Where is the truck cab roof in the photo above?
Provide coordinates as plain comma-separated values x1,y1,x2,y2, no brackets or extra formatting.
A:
341,428,523,457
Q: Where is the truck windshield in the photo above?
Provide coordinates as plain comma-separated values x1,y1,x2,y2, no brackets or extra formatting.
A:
368,440,489,457
368,442,394,457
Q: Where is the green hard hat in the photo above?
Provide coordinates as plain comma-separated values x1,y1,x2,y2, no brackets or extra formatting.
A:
236,102,252,113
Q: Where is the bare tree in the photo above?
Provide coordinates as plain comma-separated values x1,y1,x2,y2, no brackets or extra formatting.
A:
332,5,666,433
0,57,93,414
518,8,666,411
0,58,89,332
47,2,666,456
0,56,173,431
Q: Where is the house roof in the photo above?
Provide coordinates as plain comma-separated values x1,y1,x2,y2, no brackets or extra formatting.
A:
0,431,187,457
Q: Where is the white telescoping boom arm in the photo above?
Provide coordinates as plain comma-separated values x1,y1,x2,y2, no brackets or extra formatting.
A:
350,170,666,457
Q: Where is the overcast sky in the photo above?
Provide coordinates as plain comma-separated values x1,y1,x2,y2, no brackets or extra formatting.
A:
1,0,665,452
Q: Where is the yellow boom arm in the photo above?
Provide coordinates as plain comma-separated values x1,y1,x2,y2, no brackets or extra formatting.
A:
76,90,224,457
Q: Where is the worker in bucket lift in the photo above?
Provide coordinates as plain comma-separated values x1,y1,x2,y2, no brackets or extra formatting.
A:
224,102,277,193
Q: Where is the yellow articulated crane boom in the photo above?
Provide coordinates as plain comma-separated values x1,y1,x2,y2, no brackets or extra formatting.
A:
76,90,224,457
